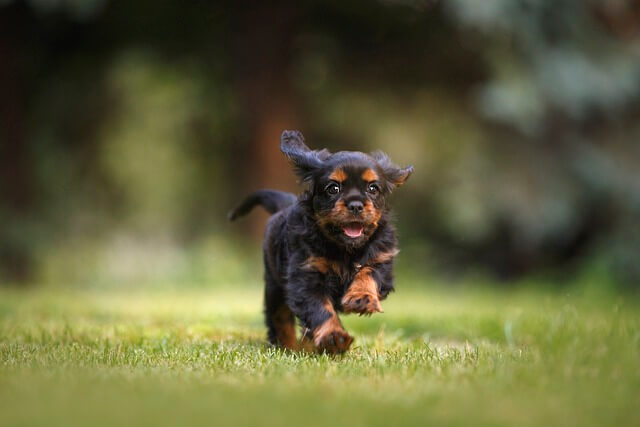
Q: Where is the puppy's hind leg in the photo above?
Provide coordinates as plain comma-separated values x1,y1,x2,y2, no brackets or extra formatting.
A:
264,276,297,350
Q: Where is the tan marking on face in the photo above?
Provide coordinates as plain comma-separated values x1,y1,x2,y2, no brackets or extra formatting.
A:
334,199,350,216
315,198,382,244
315,199,350,227
272,305,297,350
362,200,383,229
341,267,383,315
361,168,379,182
328,168,347,182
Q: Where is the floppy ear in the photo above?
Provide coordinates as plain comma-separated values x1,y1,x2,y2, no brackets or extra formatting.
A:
371,150,414,190
280,130,330,182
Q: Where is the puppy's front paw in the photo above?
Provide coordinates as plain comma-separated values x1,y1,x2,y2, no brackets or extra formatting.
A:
314,328,353,354
341,291,383,316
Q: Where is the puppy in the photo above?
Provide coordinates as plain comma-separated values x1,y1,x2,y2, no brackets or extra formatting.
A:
229,130,413,354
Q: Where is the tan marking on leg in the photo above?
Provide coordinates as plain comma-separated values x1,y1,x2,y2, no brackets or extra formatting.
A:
341,267,383,315
299,329,316,353
272,305,297,350
313,299,353,354
361,168,379,182
313,301,341,345
328,168,347,182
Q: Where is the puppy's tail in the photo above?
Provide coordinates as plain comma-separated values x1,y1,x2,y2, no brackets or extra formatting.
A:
228,190,297,221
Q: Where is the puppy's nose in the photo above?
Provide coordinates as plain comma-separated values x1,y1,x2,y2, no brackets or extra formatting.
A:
347,201,364,214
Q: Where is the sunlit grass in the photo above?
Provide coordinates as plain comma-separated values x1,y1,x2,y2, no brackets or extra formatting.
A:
1,285,639,426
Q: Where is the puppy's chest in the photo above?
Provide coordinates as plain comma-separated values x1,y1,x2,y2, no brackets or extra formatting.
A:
301,255,361,287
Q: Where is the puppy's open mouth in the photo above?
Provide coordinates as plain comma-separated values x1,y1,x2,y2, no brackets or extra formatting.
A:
342,222,364,238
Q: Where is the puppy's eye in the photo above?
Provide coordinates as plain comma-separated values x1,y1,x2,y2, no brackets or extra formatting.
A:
367,183,380,194
326,183,340,195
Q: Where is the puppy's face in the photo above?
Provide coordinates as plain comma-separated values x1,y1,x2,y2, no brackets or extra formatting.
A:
312,154,386,247
281,130,413,249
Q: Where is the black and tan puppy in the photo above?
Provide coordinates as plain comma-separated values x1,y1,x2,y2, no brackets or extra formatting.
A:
229,130,412,354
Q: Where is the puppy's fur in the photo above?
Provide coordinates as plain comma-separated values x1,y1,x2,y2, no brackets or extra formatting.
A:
229,130,413,354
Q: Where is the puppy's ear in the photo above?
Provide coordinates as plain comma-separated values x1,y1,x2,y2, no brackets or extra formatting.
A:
371,150,413,190
280,130,330,182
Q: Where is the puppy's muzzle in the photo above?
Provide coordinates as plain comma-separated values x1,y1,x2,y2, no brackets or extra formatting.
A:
347,200,364,215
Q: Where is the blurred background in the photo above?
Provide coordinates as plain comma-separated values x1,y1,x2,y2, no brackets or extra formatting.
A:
1,0,639,291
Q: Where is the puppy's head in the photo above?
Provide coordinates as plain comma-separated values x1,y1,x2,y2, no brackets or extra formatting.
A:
281,130,413,249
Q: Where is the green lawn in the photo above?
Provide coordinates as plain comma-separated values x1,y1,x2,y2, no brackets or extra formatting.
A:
1,285,638,426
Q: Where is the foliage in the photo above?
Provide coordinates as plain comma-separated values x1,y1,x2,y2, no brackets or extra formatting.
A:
1,0,639,286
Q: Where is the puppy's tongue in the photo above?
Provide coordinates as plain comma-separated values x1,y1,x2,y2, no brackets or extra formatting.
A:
343,223,363,238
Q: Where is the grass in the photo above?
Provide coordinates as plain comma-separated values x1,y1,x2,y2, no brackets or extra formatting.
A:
0,284,639,427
